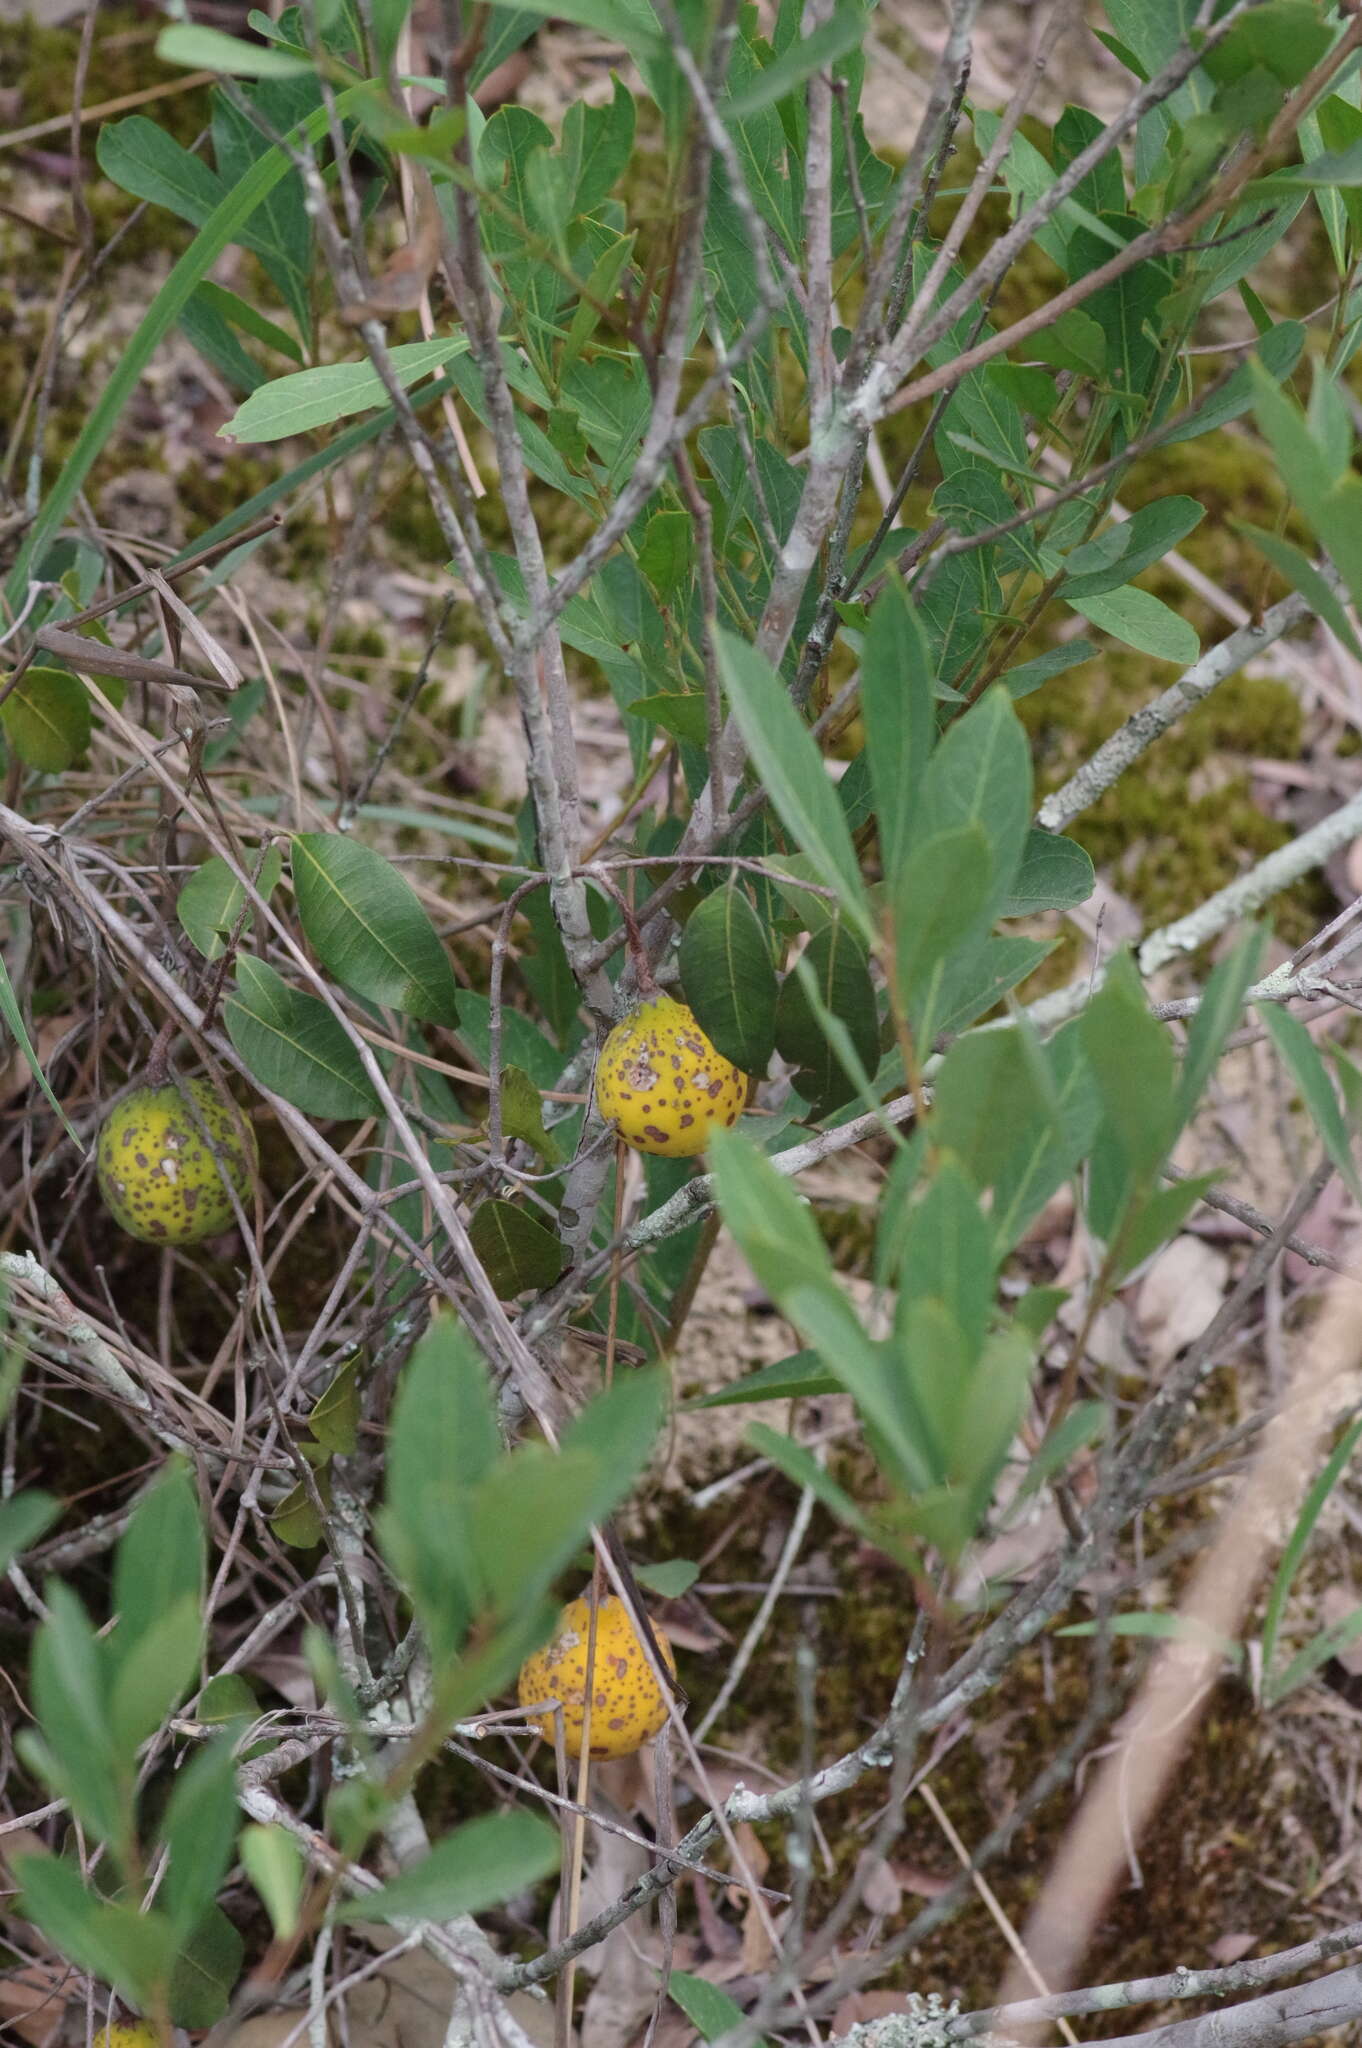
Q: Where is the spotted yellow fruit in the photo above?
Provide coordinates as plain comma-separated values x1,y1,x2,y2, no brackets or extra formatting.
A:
96,1079,257,1245
595,995,746,1158
518,1594,677,1759
94,2028,159,2048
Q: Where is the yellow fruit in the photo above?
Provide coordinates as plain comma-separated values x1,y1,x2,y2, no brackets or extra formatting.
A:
96,1079,257,1245
94,2027,159,2048
595,995,747,1158
518,1594,677,1759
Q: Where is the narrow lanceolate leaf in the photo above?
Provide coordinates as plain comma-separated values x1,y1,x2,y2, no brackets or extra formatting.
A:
8,87,372,608
679,885,778,1074
915,685,1031,925
685,1351,838,1409
859,577,935,891
775,920,880,1117
291,834,460,1024
178,847,284,959
1259,1002,1362,1202
1236,522,1362,657
0,667,91,771
0,948,83,1148
469,1199,565,1295
891,825,993,1049
1064,584,1200,663
156,20,315,73
0,1492,59,1578
220,336,472,443
716,628,872,938
723,0,866,118
225,955,382,1119
336,1810,559,1924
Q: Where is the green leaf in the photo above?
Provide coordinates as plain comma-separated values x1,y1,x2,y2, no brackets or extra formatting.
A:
13,1855,175,2009
197,1671,259,1723
636,507,693,602
684,1350,839,1408
679,884,778,1074
109,1594,204,1751
97,115,227,227
891,825,993,1048
0,667,91,771
469,1199,565,1295
774,919,880,1117
1202,0,1331,87
1174,925,1265,1133
669,1970,770,2045
916,685,1031,925
157,20,315,72
1258,1002,1362,1202
1262,1412,1362,1692
498,1064,560,1166
1237,522,1362,657
894,1158,996,1369
929,1019,1095,1259
1081,952,1176,1240
566,76,636,214
458,993,564,1091
159,1737,239,1937
1015,1399,1107,1503
707,1127,832,1308
1267,1606,1362,1703
1065,585,1200,663
337,1809,559,1924
1057,497,1205,598
1000,829,1095,917
241,1824,305,1939
379,1315,500,1659
0,1491,58,1576
221,337,472,442
999,641,1099,700
291,833,460,1024
716,628,871,938
0,949,83,1149
178,847,284,959
632,1558,699,1596
112,1458,203,1672
1112,1172,1220,1282
9,86,372,609
723,0,865,118
270,1458,331,1550
626,693,707,746
860,577,936,890
745,1423,876,1546
225,955,382,1119
308,1357,360,1455
1157,321,1304,446
27,1583,125,1849
709,1132,931,1488
194,278,303,362
167,1906,244,2028
1057,1612,1241,1656
470,1375,664,1618
1250,358,1338,523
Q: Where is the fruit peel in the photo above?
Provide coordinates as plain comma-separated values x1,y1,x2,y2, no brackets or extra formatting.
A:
517,1593,676,1759
595,995,746,1158
96,1078,257,1245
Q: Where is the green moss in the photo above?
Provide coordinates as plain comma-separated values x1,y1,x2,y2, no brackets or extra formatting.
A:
1023,660,1324,945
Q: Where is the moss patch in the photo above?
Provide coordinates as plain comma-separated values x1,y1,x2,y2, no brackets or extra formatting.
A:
1023,658,1324,943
